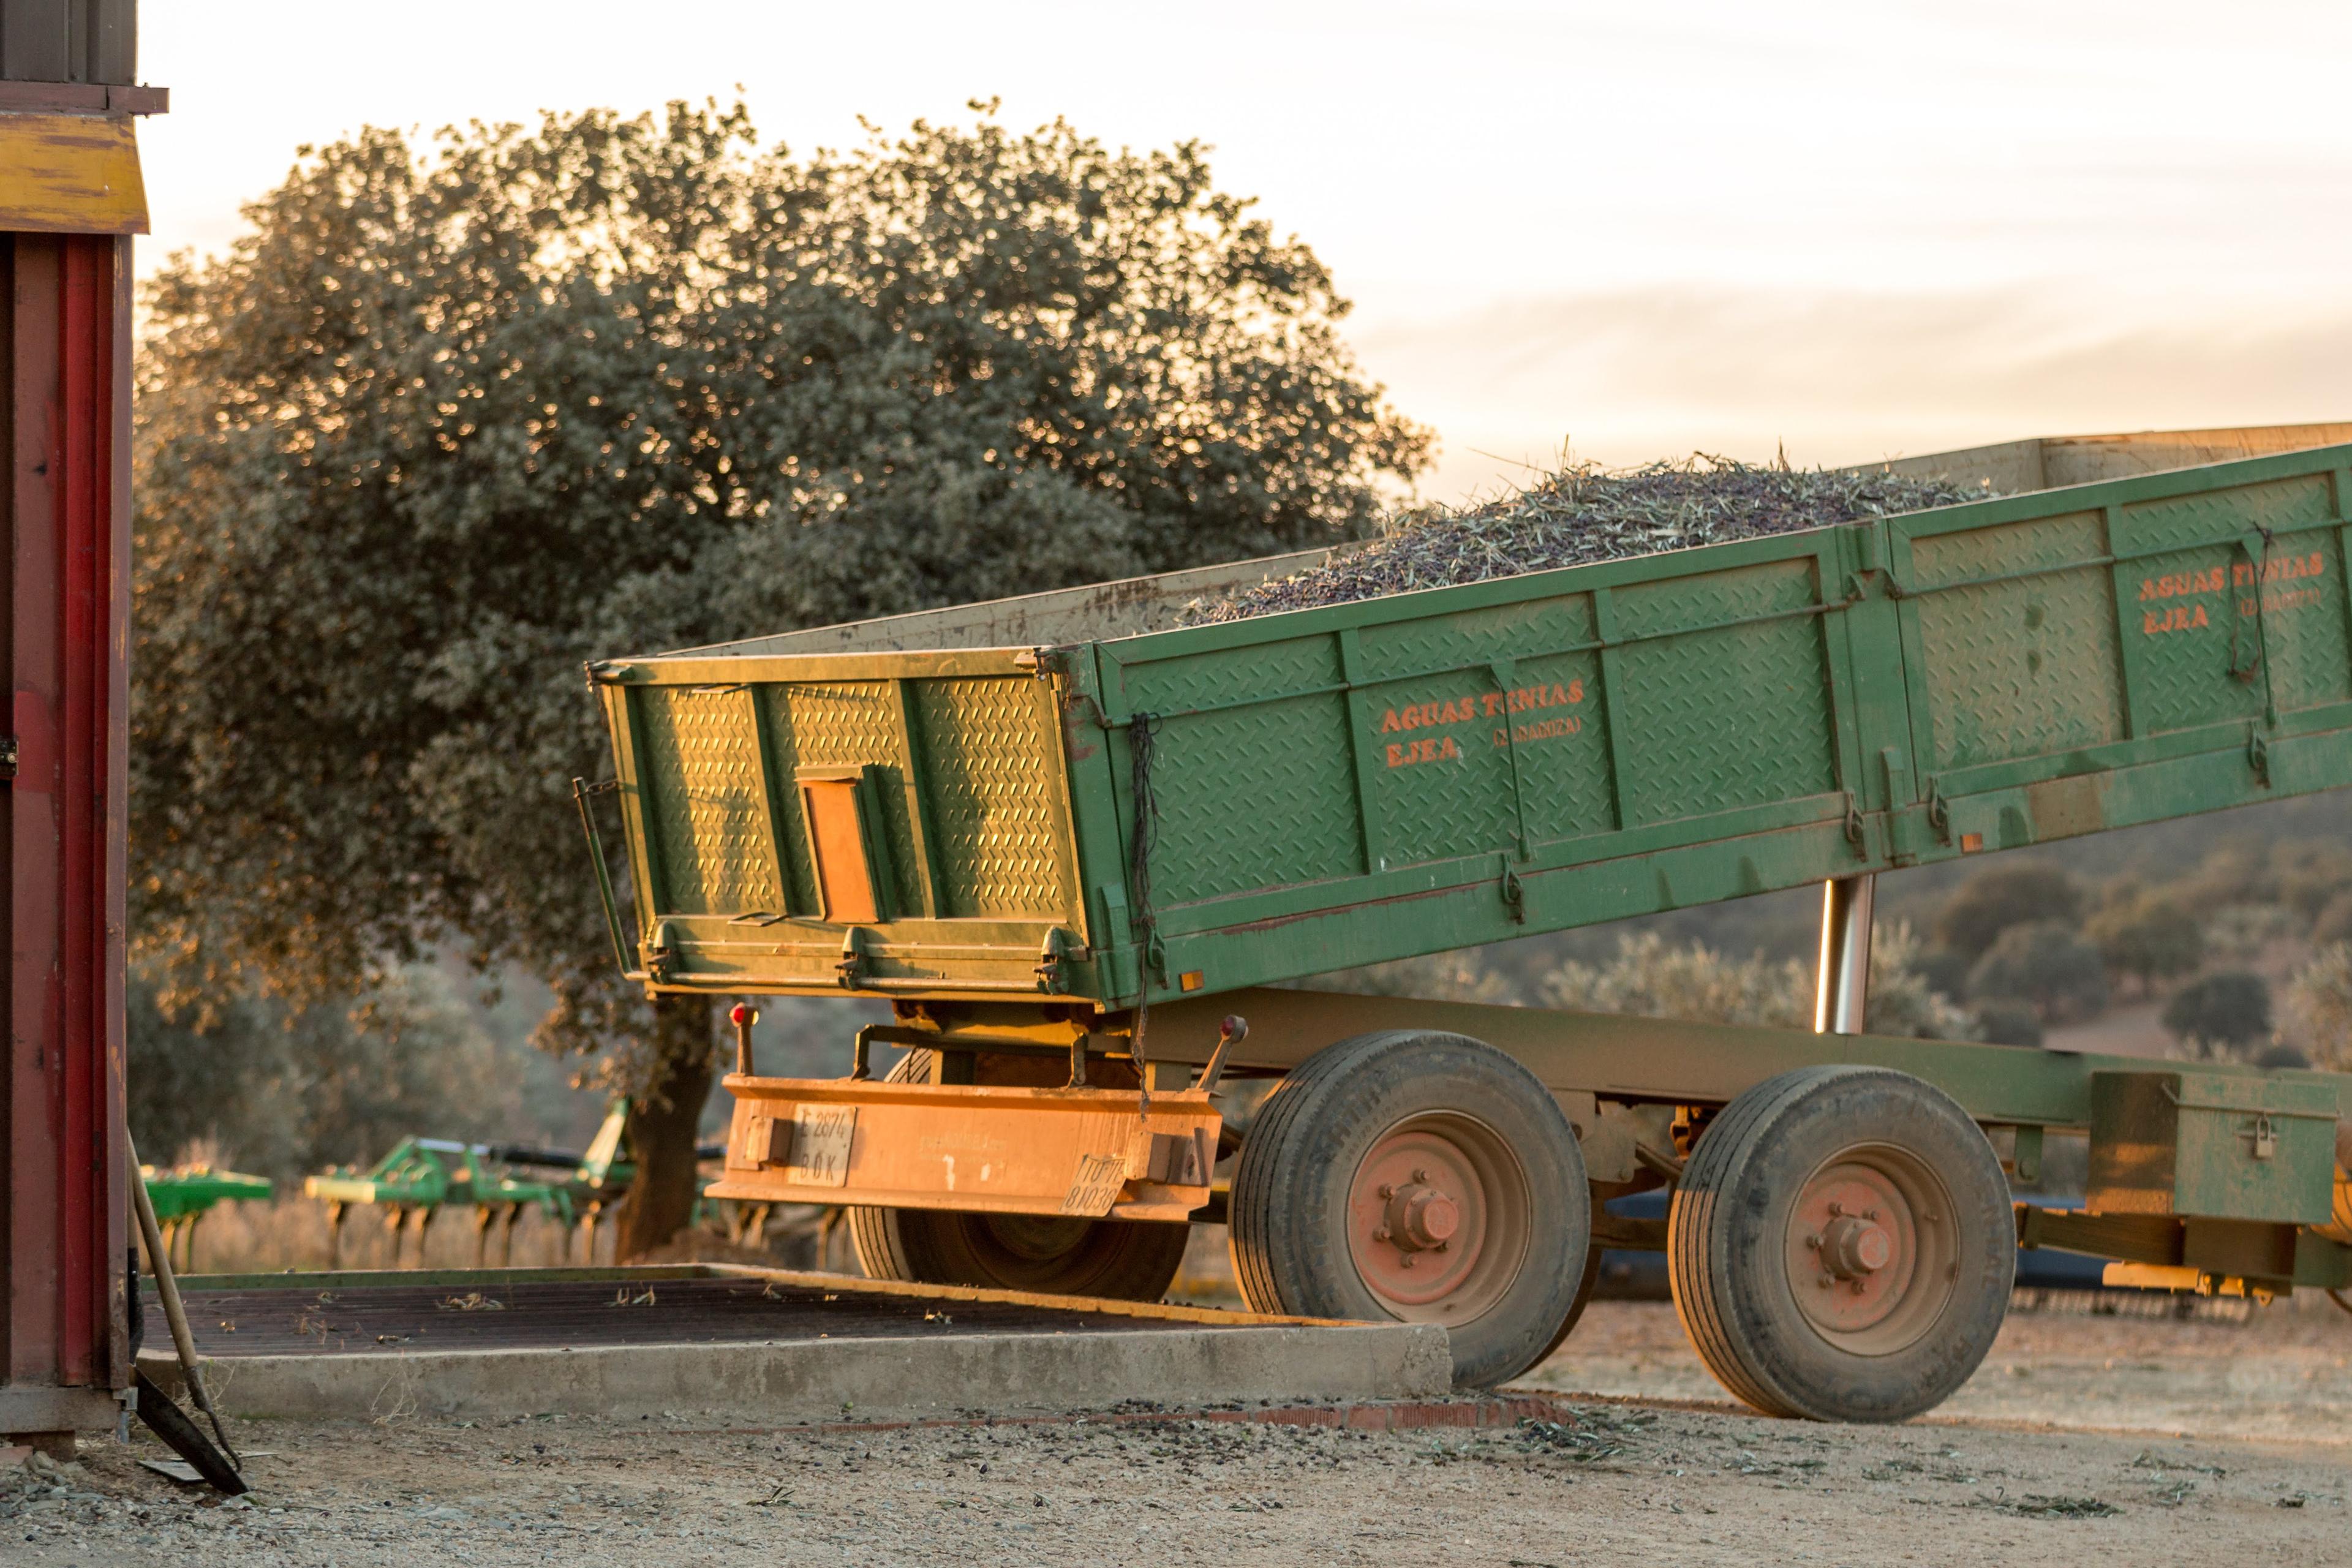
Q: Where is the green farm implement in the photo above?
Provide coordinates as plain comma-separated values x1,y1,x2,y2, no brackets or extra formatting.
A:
304,1103,766,1267
583,423,2352,1416
139,1166,273,1273
305,1138,581,1268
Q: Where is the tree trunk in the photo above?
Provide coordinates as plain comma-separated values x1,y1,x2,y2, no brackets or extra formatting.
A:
614,993,715,1262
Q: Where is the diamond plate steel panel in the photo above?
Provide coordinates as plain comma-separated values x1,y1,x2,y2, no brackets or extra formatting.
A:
636,688,782,916
2115,478,2349,732
1364,676,1515,864
1616,619,1836,823
1613,554,1822,640
2128,535,2348,734
1613,560,1836,824
2256,532,2352,716
760,682,918,916
1354,594,1598,684
1907,509,2105,589
1364,648,1611,865
1510,650,1615,842
1910,513,2124,769
1118,635,1340,718
1148,693,1361,905
913,678,1074,918
2119,475,2334,554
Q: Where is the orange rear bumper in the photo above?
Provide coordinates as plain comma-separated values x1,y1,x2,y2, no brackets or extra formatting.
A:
706,1076,1219,1224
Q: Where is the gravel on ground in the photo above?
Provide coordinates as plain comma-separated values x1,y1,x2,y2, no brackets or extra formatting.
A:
13,1294,2350,1567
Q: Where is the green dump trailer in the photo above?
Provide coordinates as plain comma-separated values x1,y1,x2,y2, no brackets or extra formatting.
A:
583,424,2352,1417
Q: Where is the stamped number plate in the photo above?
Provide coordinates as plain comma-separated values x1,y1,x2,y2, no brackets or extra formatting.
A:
784,1104,858,1187
1060,1152,1129,1216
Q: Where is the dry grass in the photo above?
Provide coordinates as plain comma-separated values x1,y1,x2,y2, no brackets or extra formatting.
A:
166,1196,622,1276
163,1195,861,1278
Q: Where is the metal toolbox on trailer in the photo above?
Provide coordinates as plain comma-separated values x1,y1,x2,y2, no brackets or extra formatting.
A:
2087,1069,2342,1225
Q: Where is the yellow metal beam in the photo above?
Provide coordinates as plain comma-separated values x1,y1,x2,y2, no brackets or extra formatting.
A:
0,113,146,235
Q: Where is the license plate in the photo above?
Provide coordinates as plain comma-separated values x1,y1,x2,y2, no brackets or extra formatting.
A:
784,1104,858,1187
1059,1152,1129,1216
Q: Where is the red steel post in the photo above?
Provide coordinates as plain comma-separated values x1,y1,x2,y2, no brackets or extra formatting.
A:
0,228,132,1442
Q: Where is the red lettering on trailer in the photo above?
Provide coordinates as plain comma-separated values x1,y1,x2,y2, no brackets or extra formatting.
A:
1388,680,1582,736
2231,550,2326,589
1384,735,1461,768
2141,603,2210,635
2138,565,2227,602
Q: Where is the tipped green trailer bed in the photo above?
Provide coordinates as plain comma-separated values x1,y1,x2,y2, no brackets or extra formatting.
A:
584,424,2352,1416
591,432,2352,1006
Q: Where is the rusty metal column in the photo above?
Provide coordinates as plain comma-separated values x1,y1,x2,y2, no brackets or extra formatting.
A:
0,25,160,1446
1812,874,1874,1035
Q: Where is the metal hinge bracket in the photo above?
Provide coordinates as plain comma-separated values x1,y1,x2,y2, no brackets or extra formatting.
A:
1499,857,1527,924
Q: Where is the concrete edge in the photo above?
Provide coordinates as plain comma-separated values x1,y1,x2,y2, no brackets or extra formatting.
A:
140,1322,1451,1424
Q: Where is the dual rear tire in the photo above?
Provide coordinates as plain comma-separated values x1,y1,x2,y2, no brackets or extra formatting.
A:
1229,1046,2013,1414
1669,1066,2014,1422
849,1039,2013,1419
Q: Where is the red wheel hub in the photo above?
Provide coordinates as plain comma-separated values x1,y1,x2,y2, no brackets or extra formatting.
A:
1344,1115,1529,1322
1785,1162,1921,1336
1387,1179,1461,1251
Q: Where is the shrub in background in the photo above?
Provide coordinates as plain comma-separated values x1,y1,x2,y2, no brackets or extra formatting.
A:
127,967,525,1181
2276,945,2352,1071
2084,891,2203,994
1971,998,2045,1049
1933,865,2086,962
1966,921,2108,1023
2159,970,2272,1052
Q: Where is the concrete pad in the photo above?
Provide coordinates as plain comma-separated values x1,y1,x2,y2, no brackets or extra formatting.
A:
135,1265,1450,1423
141,1321,1447,1423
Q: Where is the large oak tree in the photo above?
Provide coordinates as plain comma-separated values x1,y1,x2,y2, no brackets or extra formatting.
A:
134,102,1428,1254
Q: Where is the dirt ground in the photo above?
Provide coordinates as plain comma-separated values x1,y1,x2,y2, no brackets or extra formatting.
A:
12,1294,2350,1567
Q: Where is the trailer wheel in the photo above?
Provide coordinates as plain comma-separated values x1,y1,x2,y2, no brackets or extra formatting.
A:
843,1047,1189,1300
848,1204,1190,1300
1668,1066,2012,1423
1228,1031,1591,1387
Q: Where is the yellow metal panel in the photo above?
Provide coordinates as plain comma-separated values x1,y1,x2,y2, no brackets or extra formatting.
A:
0,113,146,234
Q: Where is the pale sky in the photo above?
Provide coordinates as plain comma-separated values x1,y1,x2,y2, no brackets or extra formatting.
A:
140,2,2352,504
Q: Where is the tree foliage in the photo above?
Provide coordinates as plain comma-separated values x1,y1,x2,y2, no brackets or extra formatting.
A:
1970,998,2043,1049
127,967,521,1182
132,101,1428,1061
2160,970,2272,1051
1932,864,2085,962
2084,891,2203,993
2279,943,2352,1071
1534,924,1972,1041
1966,921,2108,1023
133,102,1427,1253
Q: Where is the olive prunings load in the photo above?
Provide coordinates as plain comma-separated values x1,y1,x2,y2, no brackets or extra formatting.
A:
1182,453,1990,625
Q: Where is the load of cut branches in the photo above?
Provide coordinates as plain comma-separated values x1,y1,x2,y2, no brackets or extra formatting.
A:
1180,453,1991,625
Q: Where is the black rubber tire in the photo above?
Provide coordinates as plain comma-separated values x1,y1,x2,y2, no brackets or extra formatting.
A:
844,1047,1189,1300
1668,1065,2013,1423
1534,1246,1607,1363
1228,1030,1591,1389
849,1204,1191,1300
